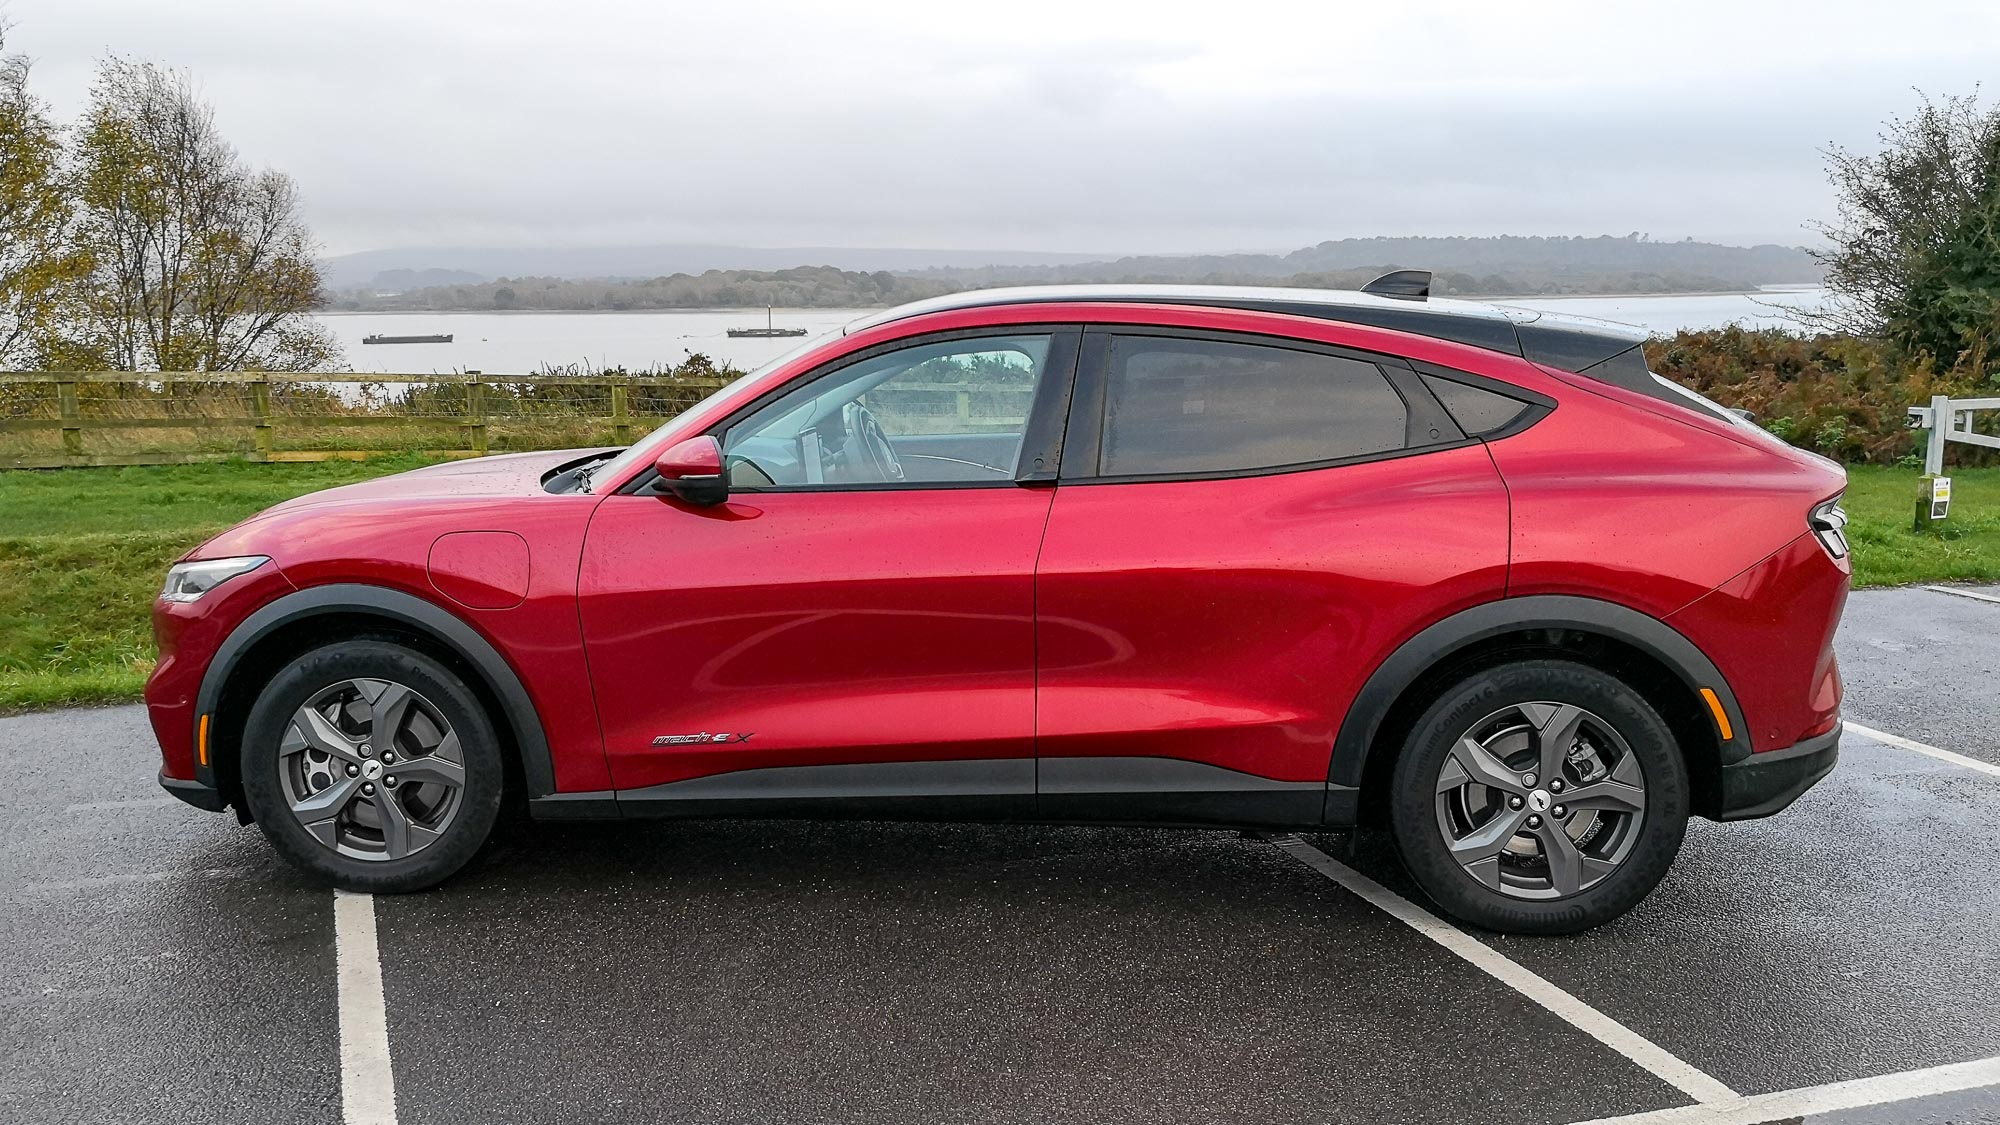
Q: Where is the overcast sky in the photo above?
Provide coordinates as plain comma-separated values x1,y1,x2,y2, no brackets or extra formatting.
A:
7,0,1999,257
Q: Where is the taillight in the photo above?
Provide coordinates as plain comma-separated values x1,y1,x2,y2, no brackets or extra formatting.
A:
1809,496,1848,560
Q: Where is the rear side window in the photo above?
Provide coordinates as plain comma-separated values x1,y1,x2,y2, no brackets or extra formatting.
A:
1420,373,1532,436
1100,336,1408,476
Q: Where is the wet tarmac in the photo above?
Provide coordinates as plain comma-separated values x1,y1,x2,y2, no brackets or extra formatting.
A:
4,585,1997,1124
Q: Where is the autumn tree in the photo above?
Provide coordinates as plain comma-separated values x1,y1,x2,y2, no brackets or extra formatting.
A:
0,26,80,366
55,57,337,371
1811,92,2000,374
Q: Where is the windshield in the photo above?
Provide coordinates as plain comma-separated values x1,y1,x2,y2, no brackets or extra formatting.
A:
584,332,835,491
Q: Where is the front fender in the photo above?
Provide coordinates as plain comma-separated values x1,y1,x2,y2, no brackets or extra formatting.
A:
192,583,557,799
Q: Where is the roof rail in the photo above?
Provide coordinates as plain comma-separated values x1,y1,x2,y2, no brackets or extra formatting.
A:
1360,269,1432,300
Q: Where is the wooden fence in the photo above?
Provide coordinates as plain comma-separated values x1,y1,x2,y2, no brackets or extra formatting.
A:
0,371,737,469
0,370,1034,469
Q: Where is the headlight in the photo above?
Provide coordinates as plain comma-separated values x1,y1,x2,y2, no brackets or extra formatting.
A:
160,556,269,602
1809,497,1848,561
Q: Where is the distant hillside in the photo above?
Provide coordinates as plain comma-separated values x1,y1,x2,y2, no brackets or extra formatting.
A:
913,235,1823,295
318,244,1112,291
362,267,485,293
323,235,1824,312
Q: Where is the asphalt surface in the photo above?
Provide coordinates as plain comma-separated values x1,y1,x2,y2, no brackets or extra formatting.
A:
1838,583,2000,767
4,585,2000,1124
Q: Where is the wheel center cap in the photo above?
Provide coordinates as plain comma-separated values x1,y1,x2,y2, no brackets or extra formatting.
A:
1528,789,1552,813
361,760,383,781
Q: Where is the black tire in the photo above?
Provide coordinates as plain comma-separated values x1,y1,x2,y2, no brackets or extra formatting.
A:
1388,659,1689,935
240,639,505,893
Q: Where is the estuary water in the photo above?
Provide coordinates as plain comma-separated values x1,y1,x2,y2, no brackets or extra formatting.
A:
314,288,1832,375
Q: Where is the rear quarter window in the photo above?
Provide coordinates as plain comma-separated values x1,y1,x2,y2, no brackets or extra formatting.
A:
1419,372,1533,436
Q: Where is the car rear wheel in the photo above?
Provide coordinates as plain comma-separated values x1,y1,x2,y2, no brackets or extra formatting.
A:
240,639,504,892
1388,659,1689,935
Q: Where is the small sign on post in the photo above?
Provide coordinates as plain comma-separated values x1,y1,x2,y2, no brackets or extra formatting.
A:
1907,392,2000,531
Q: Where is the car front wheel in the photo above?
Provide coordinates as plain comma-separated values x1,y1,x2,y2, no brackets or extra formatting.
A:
1388,659,1689,935
239,639,504,892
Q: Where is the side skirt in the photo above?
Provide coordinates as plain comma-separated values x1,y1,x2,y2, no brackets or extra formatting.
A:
1038,756,1334,828
526,757,1358,831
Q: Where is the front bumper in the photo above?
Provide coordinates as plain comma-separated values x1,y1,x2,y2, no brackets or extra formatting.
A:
159,769,226,813
1713,725,1840,821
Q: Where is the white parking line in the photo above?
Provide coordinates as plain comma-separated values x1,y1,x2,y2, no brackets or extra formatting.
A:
1844,720,2000,780
334,891,399,1125
1567,1053,2000,1124
1270,836,1738,1105
1922,584,2000,605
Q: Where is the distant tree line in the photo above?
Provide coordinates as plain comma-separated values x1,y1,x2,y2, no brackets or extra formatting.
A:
0,36,333,372
327,265,958,313
909,234,1823,293
326,257,1809,314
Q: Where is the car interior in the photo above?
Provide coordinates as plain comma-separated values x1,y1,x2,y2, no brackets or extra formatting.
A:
721,334,1048,487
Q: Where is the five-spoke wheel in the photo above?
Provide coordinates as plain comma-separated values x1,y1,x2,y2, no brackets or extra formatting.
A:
241,640,503,892
1391,659,1689,934
279,678,467,862
1434,701,1647,900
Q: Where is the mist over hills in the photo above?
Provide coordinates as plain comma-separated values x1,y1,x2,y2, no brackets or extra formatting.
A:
323,235,1824,311
319,244,1114,292
909,235,1822,290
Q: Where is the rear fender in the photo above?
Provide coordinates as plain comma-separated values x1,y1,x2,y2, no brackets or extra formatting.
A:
1329,595,1750,788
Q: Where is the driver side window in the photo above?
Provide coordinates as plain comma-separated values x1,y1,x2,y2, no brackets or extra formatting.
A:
721,334,1052,488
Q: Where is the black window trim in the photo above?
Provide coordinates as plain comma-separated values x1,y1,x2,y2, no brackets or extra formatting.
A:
618,325,1084,496
1061,324,1474,487
1410,359,1557,442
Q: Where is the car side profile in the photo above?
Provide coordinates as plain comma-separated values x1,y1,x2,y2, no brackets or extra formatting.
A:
147,277,1849,934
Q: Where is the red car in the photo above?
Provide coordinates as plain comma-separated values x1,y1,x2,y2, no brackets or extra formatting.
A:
147,277,1849,934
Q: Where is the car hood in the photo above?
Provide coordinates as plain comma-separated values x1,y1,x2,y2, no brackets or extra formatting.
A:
252,448,612,519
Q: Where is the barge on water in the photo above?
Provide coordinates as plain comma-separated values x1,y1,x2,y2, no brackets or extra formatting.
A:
362,333,454,345
727,307,809,338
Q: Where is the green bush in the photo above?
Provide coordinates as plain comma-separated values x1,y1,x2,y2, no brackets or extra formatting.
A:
1645,327,1992,465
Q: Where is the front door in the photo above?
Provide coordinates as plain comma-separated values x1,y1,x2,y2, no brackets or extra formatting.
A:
578,328,1080,817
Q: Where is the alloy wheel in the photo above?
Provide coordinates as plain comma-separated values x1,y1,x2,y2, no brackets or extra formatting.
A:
277,677,466,861
1433,701,1648,900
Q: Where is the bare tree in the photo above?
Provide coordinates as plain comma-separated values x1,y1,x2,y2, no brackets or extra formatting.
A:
1807,92,2000,372
0,25,80,366
57,58,338,371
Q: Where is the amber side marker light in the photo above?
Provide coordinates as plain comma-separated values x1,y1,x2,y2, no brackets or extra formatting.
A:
1699,689,1734,742
198,713,211,767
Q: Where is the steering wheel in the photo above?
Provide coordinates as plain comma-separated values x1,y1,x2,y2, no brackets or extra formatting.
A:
835,401,904,483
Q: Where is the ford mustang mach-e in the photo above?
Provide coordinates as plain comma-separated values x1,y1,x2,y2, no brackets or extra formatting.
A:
147,276,1849,933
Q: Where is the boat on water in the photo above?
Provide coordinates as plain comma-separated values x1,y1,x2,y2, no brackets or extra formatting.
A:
363,333,453,345
727,307,809,338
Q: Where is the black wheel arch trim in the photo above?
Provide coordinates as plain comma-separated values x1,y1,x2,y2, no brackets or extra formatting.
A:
1328,594,1751,789
193,582,557,800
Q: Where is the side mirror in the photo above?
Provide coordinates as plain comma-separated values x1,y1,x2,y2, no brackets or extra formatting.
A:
651,436,729,506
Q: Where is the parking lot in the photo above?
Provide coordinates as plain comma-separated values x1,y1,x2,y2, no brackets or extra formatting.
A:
5,585,2000,1125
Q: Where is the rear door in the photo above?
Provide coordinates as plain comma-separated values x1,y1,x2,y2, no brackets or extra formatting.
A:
1033,327,1511,825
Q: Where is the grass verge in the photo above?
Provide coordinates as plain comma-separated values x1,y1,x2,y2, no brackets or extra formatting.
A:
1843,466,2000,587
0,459,1995,712
0,455,441,711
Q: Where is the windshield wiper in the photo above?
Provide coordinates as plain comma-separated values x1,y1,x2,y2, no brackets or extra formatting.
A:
571,453,617,494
